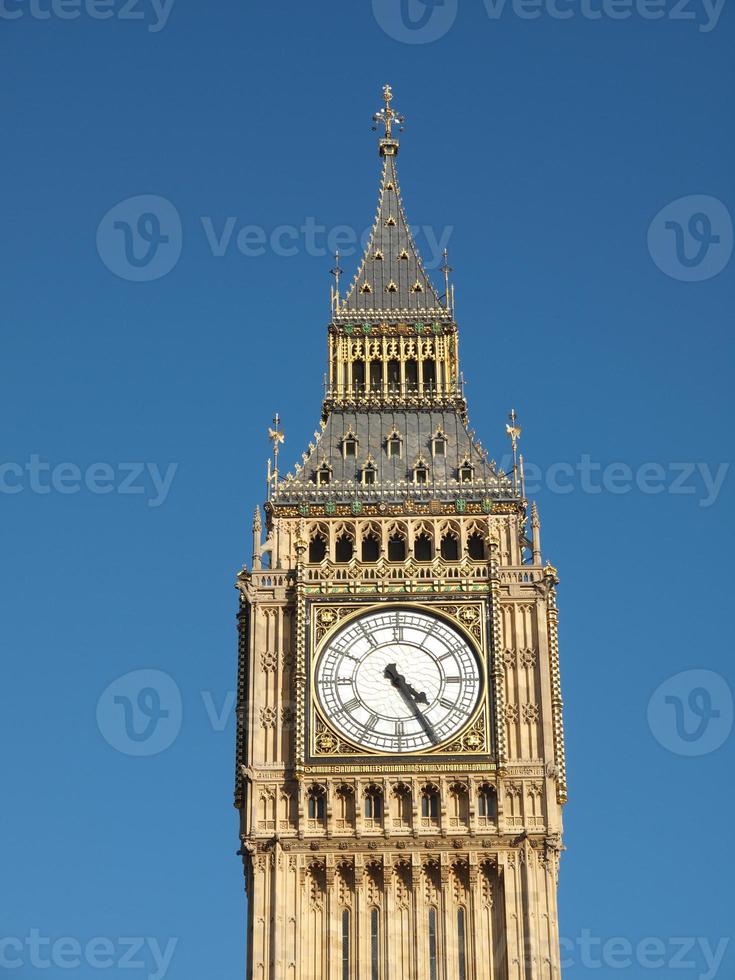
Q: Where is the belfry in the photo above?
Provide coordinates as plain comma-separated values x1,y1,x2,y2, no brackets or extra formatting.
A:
235,85,568,980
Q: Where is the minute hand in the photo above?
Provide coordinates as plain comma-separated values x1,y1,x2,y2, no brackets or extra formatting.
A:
384,664,438,744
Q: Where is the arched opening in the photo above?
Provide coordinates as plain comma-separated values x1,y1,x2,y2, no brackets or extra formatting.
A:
307,786,326,821
335,534,354,563
364,786,383,820
387,359,400,390
362,532,380,563
440,533,459,561
369,360,383,391
478,784,497,819
414,532,432,563
309,534,327,564
342,910,350,980
422,359,436,389
414,463,428,485
459,460,474,483
405,359,418,390
388,533,407,562
467,532,485,561
428,908,438,980
421,786,440,819
352,360,365,392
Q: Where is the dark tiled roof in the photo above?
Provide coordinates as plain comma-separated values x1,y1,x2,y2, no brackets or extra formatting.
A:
274,409,513,505
339,152,445,317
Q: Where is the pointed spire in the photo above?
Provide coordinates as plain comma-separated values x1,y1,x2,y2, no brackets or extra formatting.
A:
340,85,445,318
531,501,542,565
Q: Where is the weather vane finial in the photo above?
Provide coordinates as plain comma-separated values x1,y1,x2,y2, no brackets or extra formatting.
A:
372,84,405,151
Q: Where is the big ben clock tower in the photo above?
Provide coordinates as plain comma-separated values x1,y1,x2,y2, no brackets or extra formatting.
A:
235,86,568,980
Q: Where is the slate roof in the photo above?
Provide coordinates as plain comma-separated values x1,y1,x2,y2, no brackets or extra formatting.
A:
338,151,446,318
274,409,513,505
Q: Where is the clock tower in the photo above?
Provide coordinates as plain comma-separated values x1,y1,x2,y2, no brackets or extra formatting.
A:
235,86,568,980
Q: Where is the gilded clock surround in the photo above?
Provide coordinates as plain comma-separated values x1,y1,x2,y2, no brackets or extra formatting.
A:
235,86,568,980
307,600,491,760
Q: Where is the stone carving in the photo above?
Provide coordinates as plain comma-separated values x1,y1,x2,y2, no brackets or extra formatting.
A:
522,703,539,723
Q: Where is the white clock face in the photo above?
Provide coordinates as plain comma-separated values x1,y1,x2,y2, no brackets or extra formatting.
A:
314,608,482,754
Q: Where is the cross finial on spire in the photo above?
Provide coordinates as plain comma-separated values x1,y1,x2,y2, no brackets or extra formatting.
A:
506,409,522,494
330,250,344,313
440,247,454,311
372,83,405,155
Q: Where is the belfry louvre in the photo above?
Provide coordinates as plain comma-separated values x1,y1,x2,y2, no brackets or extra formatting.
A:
235,86,567,980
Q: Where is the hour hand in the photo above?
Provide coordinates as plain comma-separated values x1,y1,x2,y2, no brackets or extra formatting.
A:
384,663,428,704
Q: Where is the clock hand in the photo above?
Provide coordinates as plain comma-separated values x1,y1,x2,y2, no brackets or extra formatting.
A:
383,663,428,704
384,664,438,744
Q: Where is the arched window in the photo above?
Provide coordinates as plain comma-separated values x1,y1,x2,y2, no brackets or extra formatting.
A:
387,359,400,390
370,909,380,980
428,908,438,980
362,461,377,486
362,532,380,563
422,359,436,389
432,432,447,456
342,910,350,980
343,434,357,458
316,463,332,486
308,534,327,564
307,787,326,821
478,784,496,819
352,360,365,392
388,533,407,562
421,787,440,819
459,460,475,483
414,532,432,563
386,430,403,458
405,359,418,391
457,908,467,980
364,786,383,820
370,360,383,391
467,532,485,561
335,533,354,563
440,533,459,561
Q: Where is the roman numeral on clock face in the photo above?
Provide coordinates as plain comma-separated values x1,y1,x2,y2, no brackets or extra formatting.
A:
342,698,360,712
365,714,378,731
439,697,455,709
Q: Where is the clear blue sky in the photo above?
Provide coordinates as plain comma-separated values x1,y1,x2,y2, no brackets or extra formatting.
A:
2,3,733,979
